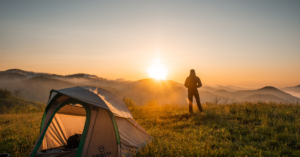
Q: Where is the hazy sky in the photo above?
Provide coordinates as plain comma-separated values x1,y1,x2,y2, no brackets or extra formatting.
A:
0,0,299,87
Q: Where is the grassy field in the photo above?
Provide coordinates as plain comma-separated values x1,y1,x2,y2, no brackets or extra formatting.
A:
1,100,300,156
0,113,43,157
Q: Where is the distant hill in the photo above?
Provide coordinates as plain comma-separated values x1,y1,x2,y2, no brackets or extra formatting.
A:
0,89,45,114
23,76,74,87
119,78,187,104
4,69,63,78
0,69,298,104
213,89,232,97
65,73,101,79
119,79,247,104
281,85,300,93
243,94,286,103
0,76,75,103
1,69,103,80
0,97,45,114
232,86,298,101
200,86,217,92
0,72,27,81
214,85,244,92
0,69,133,90
257,86,298,100
199,85,247,93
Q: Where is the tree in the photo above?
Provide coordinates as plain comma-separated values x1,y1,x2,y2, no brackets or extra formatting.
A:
0,88,12,98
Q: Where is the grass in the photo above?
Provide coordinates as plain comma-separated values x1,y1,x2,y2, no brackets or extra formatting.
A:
1,99,300,156
129,100,300,156
0,88,46,114
0,113,43,156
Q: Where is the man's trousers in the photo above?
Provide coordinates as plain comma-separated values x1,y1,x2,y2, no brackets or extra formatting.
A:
188,90,203,113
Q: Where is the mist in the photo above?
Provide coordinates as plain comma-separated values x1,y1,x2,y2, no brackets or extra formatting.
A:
0,69,299,105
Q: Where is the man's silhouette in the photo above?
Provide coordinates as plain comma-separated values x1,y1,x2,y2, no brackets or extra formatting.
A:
184,69,203,113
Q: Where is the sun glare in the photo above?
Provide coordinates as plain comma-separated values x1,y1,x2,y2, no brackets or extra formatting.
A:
148,64,167,80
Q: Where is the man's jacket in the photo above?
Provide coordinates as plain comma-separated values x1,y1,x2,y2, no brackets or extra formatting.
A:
184,75,202,92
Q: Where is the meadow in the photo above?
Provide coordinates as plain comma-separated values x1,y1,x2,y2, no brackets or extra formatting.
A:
1,98,300,156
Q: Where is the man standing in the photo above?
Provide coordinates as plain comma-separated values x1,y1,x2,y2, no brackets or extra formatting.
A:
184,69,203,113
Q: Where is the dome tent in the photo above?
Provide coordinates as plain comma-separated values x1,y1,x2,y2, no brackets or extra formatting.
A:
29,86,151,157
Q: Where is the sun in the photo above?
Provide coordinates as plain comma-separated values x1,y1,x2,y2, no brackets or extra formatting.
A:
147,64,167,80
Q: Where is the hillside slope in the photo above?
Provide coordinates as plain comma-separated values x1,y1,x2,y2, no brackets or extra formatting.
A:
282,85,300,93
0,69,298,104
119,79,187,104
243,94,286,103
0,89,45,113
233,86,298,101
0,76,75,103
0,72,27,81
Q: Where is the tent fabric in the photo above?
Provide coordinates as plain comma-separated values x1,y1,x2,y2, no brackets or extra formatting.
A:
115,117,150,147
84,108,118,157
29,86,151,157
51,86,132,118
81,109,97,155
41,113,86,150
115,117,152,156
57,105,86,116
52,87,110,111
81,86,133,118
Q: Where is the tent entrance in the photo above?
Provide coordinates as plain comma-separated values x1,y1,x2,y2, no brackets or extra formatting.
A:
31,100,91,157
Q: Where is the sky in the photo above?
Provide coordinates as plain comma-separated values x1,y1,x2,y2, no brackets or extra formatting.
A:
0,0,299,87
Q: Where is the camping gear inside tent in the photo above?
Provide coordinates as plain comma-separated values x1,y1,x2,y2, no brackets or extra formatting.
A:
29,86,152,157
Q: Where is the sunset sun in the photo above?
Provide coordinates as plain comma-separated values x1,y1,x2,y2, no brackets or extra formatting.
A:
148,64,167,80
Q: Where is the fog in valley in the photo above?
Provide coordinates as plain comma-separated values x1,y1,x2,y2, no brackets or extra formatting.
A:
0,69,299,105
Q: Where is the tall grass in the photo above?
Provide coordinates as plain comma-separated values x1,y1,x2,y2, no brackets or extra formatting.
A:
1,99,300,156
126,100,300,156
0,113,43,156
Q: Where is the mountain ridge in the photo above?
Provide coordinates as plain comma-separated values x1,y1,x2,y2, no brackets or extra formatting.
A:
0,69,299,104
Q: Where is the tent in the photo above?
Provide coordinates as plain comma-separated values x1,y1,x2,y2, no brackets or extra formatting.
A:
29,86,152,157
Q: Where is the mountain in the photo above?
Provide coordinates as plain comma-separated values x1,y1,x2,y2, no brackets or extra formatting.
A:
281,85,300,93
213,89,232,97
0,72,27,81
0,88,45,114
1,69,104,80
65,73,101,79
198,90,225,103
243,94,286,103
214,85,244,92
118,78,187,104
0,76,75,103
200,85,218,92
280,85,300,99
0,69,298,104
4,69,63,78
257,86,297,100
205,86,299,103
233,86,298,102
199,85,248,93
1,69,135,90
225,85,249,91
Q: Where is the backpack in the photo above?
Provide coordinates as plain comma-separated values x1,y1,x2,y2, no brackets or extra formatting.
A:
66,134,82,149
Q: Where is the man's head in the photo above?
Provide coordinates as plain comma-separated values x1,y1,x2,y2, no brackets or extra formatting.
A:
190,69,195,75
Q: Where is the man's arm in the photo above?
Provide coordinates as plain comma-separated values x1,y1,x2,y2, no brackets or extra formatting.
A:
197,77,202,88
184,77,189,88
